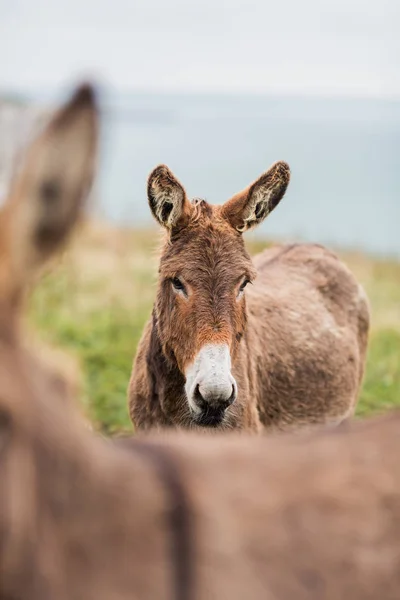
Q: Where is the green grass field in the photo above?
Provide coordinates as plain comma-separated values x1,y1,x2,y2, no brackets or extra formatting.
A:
28,222,400,433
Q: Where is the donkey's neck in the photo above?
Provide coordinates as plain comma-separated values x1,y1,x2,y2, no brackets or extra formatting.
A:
147,312,190,426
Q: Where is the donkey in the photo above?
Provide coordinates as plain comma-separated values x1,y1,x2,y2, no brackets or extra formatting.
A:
1,82,400,600
128,165,370,431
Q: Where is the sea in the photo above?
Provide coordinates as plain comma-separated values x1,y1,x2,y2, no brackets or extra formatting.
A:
2,90,400,257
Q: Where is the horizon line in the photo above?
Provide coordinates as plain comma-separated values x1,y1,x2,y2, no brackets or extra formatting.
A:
1,82,400,104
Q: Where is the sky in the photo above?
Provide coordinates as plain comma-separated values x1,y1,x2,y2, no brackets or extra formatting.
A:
0,0,399,97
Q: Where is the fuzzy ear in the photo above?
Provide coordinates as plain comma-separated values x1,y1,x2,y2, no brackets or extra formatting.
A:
3,83,98,281
147,165,191,229
222,161,290,232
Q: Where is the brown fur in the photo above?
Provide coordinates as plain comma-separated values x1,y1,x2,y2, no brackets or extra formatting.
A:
3,324,400,599
129,166,370,431
3,340,400,600
1,83,399,600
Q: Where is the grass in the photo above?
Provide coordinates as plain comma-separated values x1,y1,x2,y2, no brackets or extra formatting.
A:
28,221,400,433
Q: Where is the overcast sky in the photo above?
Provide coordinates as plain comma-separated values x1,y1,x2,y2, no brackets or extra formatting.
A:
0,0,399,97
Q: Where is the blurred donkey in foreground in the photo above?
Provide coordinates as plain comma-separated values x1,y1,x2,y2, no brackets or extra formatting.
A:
0,84,399,600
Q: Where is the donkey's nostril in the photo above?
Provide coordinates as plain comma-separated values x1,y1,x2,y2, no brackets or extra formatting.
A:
218,384,236,410
194,383,206,410
227,384,236,406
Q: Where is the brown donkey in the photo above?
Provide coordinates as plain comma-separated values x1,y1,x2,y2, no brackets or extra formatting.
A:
1,83,400,600
128,165,370,431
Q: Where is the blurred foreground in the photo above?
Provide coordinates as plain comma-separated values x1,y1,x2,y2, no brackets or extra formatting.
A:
29,221,400,433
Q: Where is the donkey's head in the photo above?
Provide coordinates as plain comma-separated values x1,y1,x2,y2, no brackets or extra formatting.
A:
149,161,290,426
0,85,98,588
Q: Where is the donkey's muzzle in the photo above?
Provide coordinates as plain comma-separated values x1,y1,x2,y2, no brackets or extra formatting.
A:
184,343,237,425
195,382,236,411
193,383,236,427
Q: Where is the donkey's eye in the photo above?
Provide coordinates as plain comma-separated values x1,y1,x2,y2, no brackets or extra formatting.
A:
171,277,186,295
237,278,250,299
239,279,250,292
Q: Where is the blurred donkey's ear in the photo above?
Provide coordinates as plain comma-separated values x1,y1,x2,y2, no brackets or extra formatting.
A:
3,83,98,282
147,164,191,230
222,161,290,232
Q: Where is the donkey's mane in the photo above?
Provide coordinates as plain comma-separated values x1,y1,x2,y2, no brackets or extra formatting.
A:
190,198,213,223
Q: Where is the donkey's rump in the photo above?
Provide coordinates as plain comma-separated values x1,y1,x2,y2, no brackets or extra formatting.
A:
252,243,369,343
247,243,370,430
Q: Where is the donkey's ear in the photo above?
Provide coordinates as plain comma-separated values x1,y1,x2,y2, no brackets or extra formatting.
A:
147,165,191,229
222,161,290,232
4,84,98,279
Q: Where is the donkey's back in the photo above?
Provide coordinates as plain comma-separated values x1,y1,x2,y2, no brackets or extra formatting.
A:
160,410,400,600
247,243,370,430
